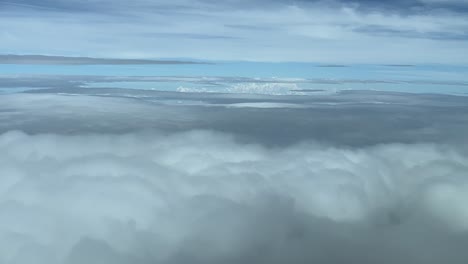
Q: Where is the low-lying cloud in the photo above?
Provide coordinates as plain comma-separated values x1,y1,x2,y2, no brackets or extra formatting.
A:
2,130,468,264
2,92,468,147
0,55,203,65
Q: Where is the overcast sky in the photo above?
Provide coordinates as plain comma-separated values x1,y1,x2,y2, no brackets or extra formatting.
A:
1,0,468,63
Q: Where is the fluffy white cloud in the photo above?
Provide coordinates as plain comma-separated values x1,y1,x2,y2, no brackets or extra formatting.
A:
1,130,468,263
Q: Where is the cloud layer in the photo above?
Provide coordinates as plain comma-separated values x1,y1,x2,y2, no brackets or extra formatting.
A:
1,0,468,63
1,89,468,263
1,130,468,264
0,55,203,65
2,91,468,147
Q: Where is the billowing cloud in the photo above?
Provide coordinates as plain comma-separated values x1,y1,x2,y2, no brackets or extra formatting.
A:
1,130,468,264
1,85,468,263
1,2,467,263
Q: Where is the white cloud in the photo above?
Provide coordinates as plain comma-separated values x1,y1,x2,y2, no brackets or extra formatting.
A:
1,130,468,263
177,82,303,95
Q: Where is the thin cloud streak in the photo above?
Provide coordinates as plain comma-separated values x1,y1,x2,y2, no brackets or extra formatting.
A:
0,55,205,65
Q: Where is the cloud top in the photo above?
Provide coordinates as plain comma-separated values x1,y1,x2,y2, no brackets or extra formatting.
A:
1,130,468,263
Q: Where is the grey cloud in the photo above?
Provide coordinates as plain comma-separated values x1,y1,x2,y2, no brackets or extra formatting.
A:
142,33,239,40
0,0,126,13
2,129,468,264
4,0,468,16
2,0,468,63
303,0,468,14
289,89,326,92
382,64,415,67
0,77,81,89
3,90,468,147
223,24,276,31
208,0,468,15
0,55,204,65
193,0,468,14
2,90,468,263
316,64,348,67
356,25,468,41
0,0,103,12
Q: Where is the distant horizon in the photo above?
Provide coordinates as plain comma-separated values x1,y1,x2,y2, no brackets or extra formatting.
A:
2,0,468,64
2,1,468,264
2,54,468,66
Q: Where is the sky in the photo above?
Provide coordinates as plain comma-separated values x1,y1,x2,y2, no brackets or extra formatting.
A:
1,0,468,64
3,1,468,264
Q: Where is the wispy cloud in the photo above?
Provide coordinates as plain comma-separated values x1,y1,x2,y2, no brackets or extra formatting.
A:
0,54,204,65
1,0,467,63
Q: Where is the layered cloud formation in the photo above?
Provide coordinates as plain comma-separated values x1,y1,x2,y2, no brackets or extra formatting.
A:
1,0,468,63
2,130,468,264
2,1,467,263
1,90,468,263
0,55,203,65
